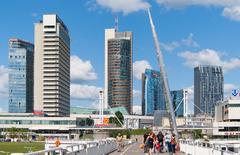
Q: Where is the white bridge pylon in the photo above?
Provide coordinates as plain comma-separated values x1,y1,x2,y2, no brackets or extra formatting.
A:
147,9,178,138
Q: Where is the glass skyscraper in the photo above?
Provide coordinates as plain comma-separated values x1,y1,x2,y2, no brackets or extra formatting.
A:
9,39,34,113
171,89,188,117
194,65,223,116
105,28,133,113
107,38,132,113
142,69,165,116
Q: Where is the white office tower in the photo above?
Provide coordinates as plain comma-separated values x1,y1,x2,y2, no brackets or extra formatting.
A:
34,14,70,116
104,28,133,113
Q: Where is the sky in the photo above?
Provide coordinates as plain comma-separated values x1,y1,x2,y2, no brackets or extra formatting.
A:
1,0,240,114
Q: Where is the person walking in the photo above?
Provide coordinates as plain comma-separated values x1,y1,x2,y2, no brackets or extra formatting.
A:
164,132,171,153
144,132,155,155
157,131,164,153
170,133,177,155
143,133,149,154
116,133,123,152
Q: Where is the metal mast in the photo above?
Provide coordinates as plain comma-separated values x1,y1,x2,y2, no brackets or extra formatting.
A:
114,16,118,32
147,9,178,138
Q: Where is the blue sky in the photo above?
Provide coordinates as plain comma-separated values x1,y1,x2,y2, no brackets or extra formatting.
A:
1,0,240,114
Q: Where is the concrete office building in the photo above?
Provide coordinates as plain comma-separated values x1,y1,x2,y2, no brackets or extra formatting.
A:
194,65,223,116
171,89,189,117
9,39,34,113
213,98,240,136
34,14,70,116
142,69,165,116
104,28,132,113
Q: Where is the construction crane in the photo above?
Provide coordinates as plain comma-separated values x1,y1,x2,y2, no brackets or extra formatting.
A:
147,8,178,138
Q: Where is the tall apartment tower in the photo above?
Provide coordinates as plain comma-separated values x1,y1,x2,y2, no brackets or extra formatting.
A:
171,89,189,117
9,39,34,113
194,65,223,116
105,28,132,114
34,14,70,116
142,69,165,116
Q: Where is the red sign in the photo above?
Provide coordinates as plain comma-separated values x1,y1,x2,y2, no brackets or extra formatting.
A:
33,110,44,115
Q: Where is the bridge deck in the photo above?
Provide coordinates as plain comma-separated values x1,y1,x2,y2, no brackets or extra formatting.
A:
109,142,185,155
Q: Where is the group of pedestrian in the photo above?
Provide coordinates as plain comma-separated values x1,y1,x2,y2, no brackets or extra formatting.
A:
143,131,177,155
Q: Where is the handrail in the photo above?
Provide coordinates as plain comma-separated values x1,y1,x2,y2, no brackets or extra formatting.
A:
25,138,117,155
25,147,62,155
179,139,240,155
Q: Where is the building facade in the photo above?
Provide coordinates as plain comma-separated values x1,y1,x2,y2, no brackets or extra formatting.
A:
194,65,223,116
105,28,132,113
171,89,189,117
107,38,132,113
34,14,70,116
142,69,165,116
9,39,34,113
213,99,240,136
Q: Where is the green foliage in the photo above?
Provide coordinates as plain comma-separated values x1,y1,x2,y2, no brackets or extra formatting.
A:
78,118,94,126
5,127,29,139
115,111,124,123
192,129,203,139
86,118,94,126
130,129,151,135
109,129,131,139
0,142,44,153
109,111,124,127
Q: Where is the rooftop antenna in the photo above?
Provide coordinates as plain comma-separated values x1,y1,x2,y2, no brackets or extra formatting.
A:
114,16,118,32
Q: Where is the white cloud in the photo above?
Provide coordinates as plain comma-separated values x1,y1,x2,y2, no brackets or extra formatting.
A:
133,60,152,80
156,0,240,8
31,13,38,17
70,84,102,100
178,49,240,72
181,33,199,47
0,66,8,98
133,105,142,115
133,89,141,98
70,55,97,81
95,0,150,15
186,85,194,115
156,0,240,21
161,41,180,52
161,33,199,52
222,6,240,21
187,85,194,103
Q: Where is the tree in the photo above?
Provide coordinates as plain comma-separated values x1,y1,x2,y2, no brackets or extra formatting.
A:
86,118,94,126
115,111,124,124
109,111,124,127
192,129,203,139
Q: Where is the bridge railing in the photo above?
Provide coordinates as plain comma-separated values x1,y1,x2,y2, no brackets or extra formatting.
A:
179,139,240,155
25,138,117,155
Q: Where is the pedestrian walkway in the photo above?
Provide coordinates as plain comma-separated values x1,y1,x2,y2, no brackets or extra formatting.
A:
109,142,185,155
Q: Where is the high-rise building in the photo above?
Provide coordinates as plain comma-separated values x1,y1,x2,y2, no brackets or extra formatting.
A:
142,69,165,116
104,28,132,114
194,65,223,116
171,89,189,117
34,14,70,116
9,39,34,113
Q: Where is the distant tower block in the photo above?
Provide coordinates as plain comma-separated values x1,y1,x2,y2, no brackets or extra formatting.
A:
34,14,70,116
